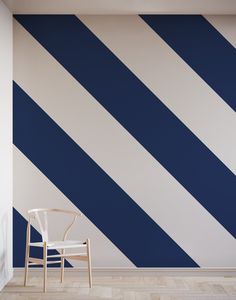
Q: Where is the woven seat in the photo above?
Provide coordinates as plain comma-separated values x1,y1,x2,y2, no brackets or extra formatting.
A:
29,240,87,249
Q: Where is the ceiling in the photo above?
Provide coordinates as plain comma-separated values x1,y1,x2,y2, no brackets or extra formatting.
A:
3,0,236,14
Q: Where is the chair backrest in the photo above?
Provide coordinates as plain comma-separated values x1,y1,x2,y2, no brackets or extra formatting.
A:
27,208,82,242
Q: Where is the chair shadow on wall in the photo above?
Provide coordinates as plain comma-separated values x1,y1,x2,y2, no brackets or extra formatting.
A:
24,208,92,292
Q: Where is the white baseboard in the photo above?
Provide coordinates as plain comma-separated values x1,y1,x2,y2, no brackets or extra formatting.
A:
0,268,13,291
14,267,236,277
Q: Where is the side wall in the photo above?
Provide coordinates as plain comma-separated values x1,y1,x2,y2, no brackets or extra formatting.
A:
0,0,13,289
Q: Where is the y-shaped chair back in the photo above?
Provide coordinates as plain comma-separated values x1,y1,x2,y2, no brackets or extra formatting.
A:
28,208,81,242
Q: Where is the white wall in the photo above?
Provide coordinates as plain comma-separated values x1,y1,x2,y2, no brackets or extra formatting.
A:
3,0,236,14
0,0,12,290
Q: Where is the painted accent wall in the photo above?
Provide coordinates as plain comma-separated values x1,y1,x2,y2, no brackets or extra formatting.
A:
0,0,13,289
13,15,236,268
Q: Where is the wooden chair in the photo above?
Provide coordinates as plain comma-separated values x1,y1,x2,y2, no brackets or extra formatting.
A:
24,208,92,292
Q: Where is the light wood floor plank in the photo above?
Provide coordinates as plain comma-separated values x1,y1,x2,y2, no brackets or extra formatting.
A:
1,272,236,299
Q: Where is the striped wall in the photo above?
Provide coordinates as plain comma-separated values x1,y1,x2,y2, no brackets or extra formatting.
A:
13,15,236,268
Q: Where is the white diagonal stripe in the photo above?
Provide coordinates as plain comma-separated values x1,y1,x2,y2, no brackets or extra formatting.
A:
14,146,134,268
205,15,236,48
79,15,236,174
14,20,236,267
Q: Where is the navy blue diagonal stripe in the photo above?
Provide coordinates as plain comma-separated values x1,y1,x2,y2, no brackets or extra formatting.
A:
13,82,197,267
13,208,72,267
14,15,236,238
141,15,236,111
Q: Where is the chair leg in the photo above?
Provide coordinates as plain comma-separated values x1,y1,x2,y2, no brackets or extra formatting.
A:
60,249,65,283
24,244,29,286
43,242,47,293
86,238,92,288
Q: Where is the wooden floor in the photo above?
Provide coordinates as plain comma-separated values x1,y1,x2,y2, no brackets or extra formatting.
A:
1,271,236,300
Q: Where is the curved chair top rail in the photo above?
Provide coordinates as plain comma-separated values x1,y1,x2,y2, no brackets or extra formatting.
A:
27,208,82,242
28,208,82,216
